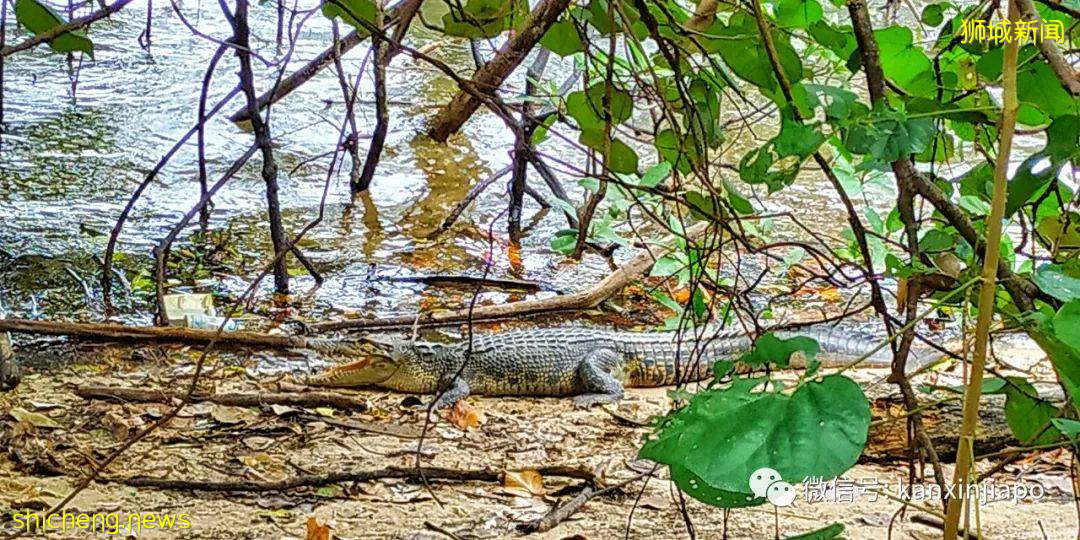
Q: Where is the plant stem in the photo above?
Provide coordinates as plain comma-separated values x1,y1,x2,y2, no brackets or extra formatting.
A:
942,0,1021,536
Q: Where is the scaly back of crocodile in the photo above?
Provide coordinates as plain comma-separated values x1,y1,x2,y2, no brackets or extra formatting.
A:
375,325,897,395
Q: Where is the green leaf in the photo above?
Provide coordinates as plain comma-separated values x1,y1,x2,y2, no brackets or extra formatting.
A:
776,0,823,28
1037,212,1080,249
607,137,639,174
1028,317,1080,406
639,374,870,495
1053,300,1080,352
738,332,821,370
712,12,802,95
920,227,954,252
921,4,944,26
322,0,376,32
872,26,935,96
788,523,846,540
567,82,633,131
656,128,701,175
669,464,763,508
774,113,825,158
844,107,936,163
808,21,856,59
686,191,722,220
441,0,522,38
540,17,583,56
1017,62,1077,123
1005,115,1078,216
1034,264,1080,302
1052,418,1080,440
738,144,799,192
650,253,685,278
638,162,672,188
805,84,858,122
14,0,93,56
595,84,634,125
982,377,1060,444
724,180,755,215
549,229,578,254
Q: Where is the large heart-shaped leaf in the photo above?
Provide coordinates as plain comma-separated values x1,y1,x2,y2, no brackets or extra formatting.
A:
640,374,870,496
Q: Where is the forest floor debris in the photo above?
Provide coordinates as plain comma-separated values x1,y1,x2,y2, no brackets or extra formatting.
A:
0,341,1075,539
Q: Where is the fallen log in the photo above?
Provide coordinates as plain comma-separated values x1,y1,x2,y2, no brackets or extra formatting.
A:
863,393,1013,463
74,385,369,411
310,221,712,332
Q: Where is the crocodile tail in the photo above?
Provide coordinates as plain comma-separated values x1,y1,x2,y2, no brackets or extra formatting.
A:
773,325,942,369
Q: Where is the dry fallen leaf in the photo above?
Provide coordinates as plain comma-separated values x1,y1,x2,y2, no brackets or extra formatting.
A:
639,494,671,510
270,404,299,416
9,407,61,429
305,516,330,540
210,405,254,425
503,469,545,497
447,400,485,431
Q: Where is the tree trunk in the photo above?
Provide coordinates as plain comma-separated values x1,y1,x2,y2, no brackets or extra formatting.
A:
427,0,572,142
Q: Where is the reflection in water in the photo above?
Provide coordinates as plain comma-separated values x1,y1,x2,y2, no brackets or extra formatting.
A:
400,132,491,238
338,190,385,259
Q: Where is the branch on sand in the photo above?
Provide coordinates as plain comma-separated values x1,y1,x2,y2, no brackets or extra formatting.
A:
520,472,651,533
102,464,599,492
75,385,370,411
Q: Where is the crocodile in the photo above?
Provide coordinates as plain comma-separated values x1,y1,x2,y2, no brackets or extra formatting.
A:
304,325,933,408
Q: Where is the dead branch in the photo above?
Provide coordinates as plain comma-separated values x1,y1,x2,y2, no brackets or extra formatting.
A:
101,464,598,492
75,385,369,411
309,221,711,332
377,274,544,292
298,413,422,439
353,5,390,193
522,485,598,533
521,471,650,533
234,0,290,294
427,0,572,142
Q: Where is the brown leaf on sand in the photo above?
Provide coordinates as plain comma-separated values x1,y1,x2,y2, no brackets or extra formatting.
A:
305,517,330,540
447,400,485,431
503,469,545,497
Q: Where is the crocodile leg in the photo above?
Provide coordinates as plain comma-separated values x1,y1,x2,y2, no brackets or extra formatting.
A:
433,375,471,409
573,349,624,408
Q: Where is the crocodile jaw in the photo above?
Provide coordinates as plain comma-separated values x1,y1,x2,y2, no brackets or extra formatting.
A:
307,356,400,387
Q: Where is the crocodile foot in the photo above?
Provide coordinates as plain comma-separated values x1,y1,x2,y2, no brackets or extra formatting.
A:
573,393,620,408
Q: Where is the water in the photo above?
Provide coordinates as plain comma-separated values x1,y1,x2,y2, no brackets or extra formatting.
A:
0,0,1048,329
0,0,614,322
